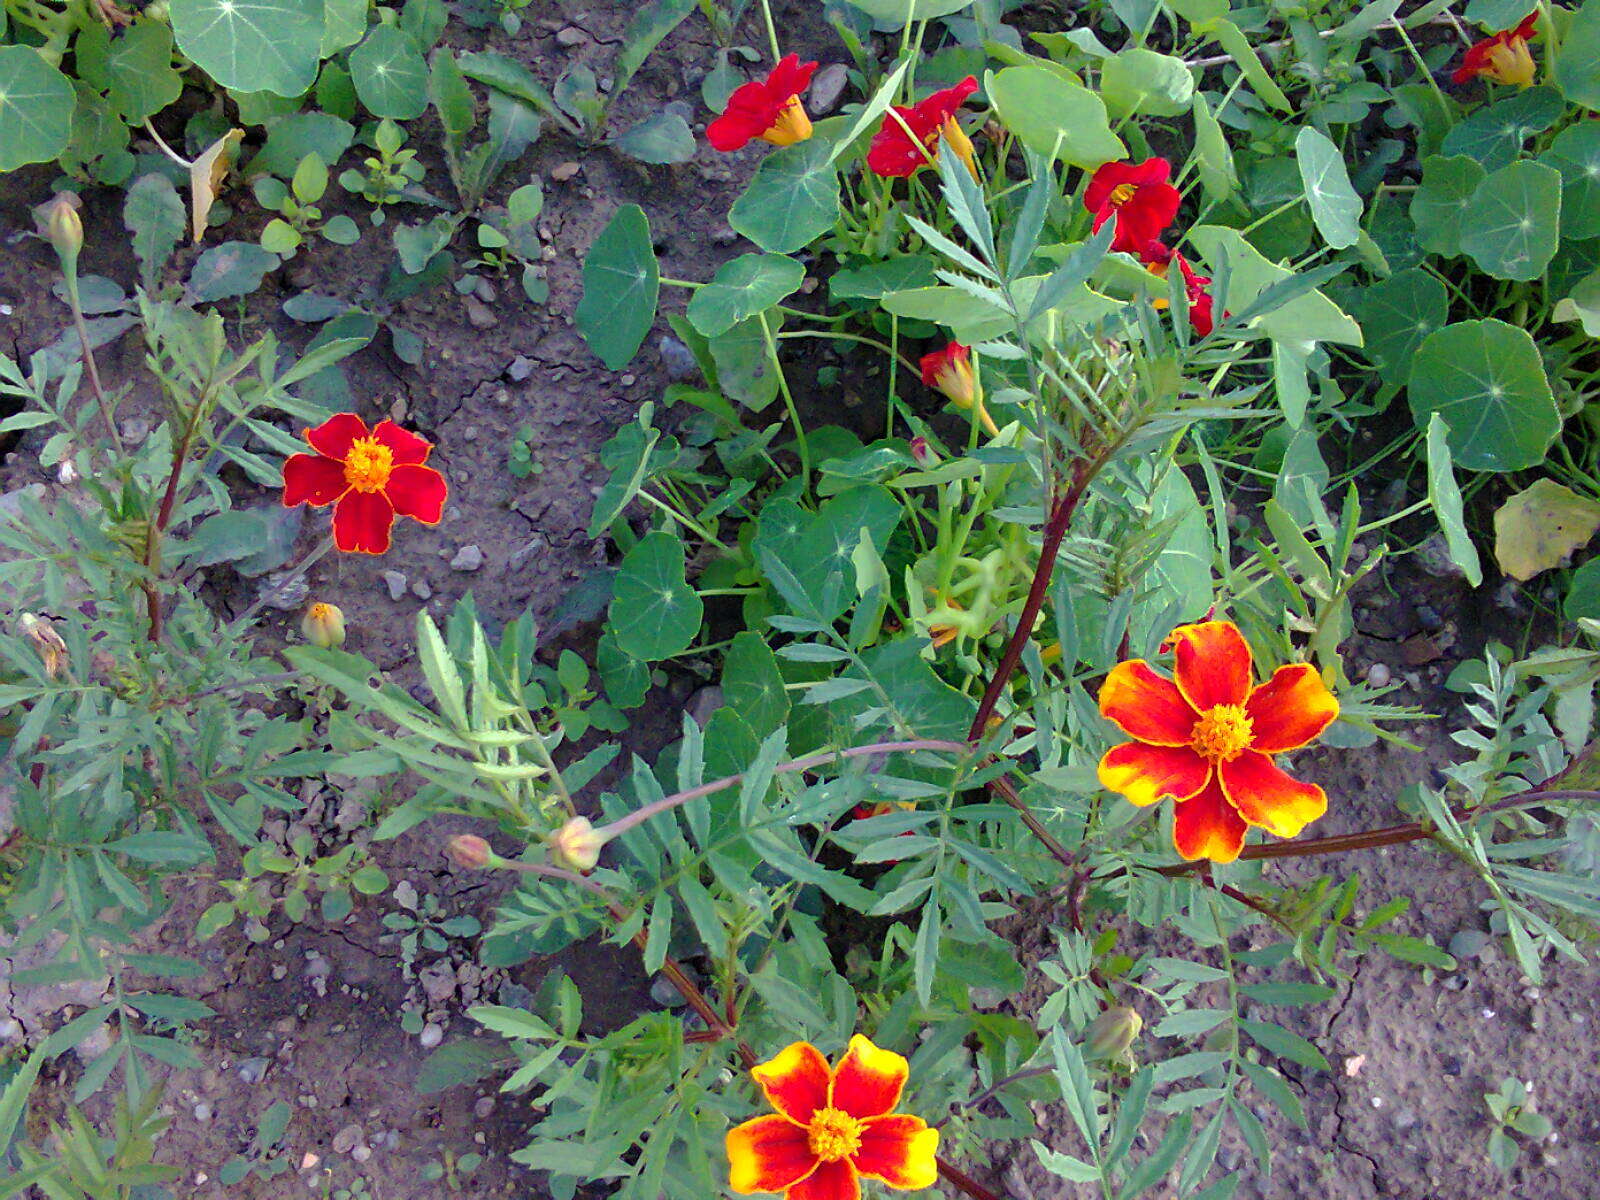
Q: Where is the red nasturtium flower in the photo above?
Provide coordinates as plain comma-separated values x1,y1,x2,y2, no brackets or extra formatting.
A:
1097,620,1339,863
1141,243,1217,338
709,54,820,151
1453,13,1539,87
727,1036,938,1200
1084,157,1182,254
866,76,979,178
920,340,999,435
281,413,447,555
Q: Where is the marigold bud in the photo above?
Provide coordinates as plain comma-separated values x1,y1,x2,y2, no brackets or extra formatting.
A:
549,816,607,872
34,192,83,264
446,834,493,870
300,601,346,648
1085,1006,1142,1062
19,613,68,679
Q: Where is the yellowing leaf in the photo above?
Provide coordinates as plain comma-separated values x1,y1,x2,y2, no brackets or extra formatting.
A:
1493,478,1600,580
189,129,242,243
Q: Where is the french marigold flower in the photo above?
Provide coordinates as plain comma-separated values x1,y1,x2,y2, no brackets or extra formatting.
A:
300,601,346,648
550,816,607,872
1084,158,1182,255
866,77,979,179
727,1035,938,1200
281,413,447,555
1453,13,1538,87
1096,620,1339,864
709,54,820,151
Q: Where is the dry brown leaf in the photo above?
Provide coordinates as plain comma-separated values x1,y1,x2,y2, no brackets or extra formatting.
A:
189,129,243,243
1493,478,1600,581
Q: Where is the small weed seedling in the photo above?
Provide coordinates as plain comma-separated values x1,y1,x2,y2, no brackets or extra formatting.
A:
255,154,362,257
423,1149,484,1189
219,1100,293,1186
1484,1078,1553,1172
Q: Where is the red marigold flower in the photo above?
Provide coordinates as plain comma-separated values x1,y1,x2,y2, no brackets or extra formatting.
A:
1453,13,1538,86
866,77,979,179
1084,158,1182,254
281,413,447,555
727,1036,938,1200
1096,620,1339,863
709,54,820,152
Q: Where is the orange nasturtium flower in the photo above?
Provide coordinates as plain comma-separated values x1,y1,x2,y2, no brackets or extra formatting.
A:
1097,620,1339,863
727,1036,938,1200
282,413,447,555
1453,13,1539,87
708,54,820,151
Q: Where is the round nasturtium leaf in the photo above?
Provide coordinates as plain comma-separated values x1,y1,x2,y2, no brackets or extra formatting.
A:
686,253,806,339
575,204,659,370
1407,319,1561,473
105,21,183,123
608,532,702,661
168,0,324,97
349,26,429,120
1439,86,1564,172
986,65,1125,168
1540,123,1600,239
1099,48,1195,118
1355,268,1447,384
1409,155,1486,258
1460,159,1561,282
0,46,75,171
729,137,841,255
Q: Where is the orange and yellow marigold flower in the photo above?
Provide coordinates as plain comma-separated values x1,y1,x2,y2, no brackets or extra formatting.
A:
727,1036,938,1200
281,412,447,555
708,54,819,151
1096,620,1339,863
1453,13,1538,87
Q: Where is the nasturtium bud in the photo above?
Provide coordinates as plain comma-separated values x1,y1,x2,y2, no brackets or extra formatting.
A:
909,436,937,467
1085,1006,1142,1062
549,816,607,872
300,601,346,648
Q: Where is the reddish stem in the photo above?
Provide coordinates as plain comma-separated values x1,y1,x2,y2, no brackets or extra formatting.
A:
144,414,200,642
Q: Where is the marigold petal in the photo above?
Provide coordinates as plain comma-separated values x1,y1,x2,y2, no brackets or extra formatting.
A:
304,412,370,460
1164,620,1253,711
1218,750,1327,839
751,1042,831,1125
372,419,431,465
281,453,348,508
386,463,448,526
332,489,395,555
1171,777,1248,863
831,1035,908,1120
1246,663,1339,753
1098,742,1210,808
1099,660,1197,745
726,1115,817,1195
853,1115,939,1189
788,1158,859,1200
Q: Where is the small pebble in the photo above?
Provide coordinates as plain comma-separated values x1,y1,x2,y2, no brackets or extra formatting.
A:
464,298,499,330
810,63,849,114
419,1023,444,1049
353,1145,373,1163
474,1096,496,1119
237,1056,270,1084
394,880,419,910
333,1123,364,1154
507,355,534,382
383,570,408,601
193,1102,213,1122
554,25,588,46
258,571,310,611
451,544,485,572
1370,1096,1384,1109
1415,603,1443,631
550,161,581,182
1365,663,1391,687
412,579,433,600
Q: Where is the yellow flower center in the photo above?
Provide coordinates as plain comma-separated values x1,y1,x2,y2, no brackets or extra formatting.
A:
1190,704,1253,763
308,602,333,620
763,96,814,147
806,1107,864,1163
342,436,394,493
1108,182,1138,206
1487,38,1536,86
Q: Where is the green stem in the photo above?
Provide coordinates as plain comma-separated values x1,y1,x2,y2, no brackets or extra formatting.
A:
228,536,336,633
757,0,782,61
759,310,811,493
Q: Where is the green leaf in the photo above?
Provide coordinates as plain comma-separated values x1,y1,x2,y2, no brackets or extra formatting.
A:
1409,155,1486,257
1460,160,1561,282
109,831,211,866
1440,86,1563,171
1465,0,1537,24
615,0,696,95
1204,18,1290,110
609,531,702,660
1100,48,1194,118
686,254,806,338
1237,1018,1330,1072
575,204,659,370
843,0,971,22
250,113,355,178
730,137,841,254
320,0,367,56
1354,267,1447,382
0,47,74,170
415,1039,514,1094
429,48,477,146
105,21,183,123
986,65,1124,167
1541,123,1600,238
721,631,790,736
168,0,323,96
123,173,186,292
1295,126,1362,250
1407,319,1560,472
393,213,461,274
1192,92,1237,201
187,241,280,302
350,26,430,120
610,111,696,164
1187,225,1362,348
1557,0,1600,110
1425,414,1485,587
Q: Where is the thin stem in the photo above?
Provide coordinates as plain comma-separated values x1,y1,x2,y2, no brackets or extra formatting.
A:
66,279,124,458
161,670,303,708
937,1064,1054,1126
759,310,811,492
593,738,975,842
142,119,192,168
937,1158,1004,1200
228,536,336,632
756,0,781,61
